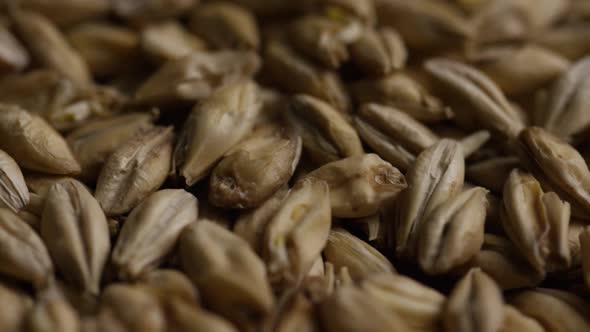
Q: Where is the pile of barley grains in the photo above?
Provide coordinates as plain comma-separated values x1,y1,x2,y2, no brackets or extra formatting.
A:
0,0,589,331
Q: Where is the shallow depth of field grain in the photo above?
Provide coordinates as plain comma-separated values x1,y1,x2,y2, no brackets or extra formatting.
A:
0,1,589,331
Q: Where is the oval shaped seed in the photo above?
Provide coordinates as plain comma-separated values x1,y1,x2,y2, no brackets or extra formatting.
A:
417,187,488,275
287,94,363,165
356,103,439,154
174,80,263,186
264,177,331,286
190,1,259,50
323,228,395,280
209,124,301,209
111,189,198,280
12,10,91,86
349,27,407,76
443,268,504,332
41,179,110,295
180,221,274,329
425,58,524,138
0,149,29,213
519,127,590,217
395,139,464,257
0,104,80,175
0,208,53,289
304,153,406,218
502,169,571,273
95,126,174,216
